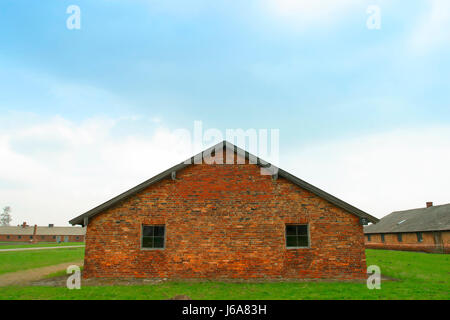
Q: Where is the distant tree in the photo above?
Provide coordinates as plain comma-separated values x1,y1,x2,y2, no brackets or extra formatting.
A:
0,206,12,226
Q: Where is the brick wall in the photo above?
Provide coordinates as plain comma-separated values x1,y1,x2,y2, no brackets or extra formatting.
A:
442,232,450,253
0,235,34,242
365,231,449,253
84,157,367,280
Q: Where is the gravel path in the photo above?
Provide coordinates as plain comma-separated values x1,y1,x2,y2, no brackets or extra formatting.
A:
0,261,84,286
0,245,84,252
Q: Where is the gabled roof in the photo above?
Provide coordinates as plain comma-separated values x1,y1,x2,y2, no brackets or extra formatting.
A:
69,141,378,226
0,226,86,236
364,203,450,234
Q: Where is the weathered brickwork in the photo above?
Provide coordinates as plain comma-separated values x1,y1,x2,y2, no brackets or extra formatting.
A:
84,157,367,280
365,231,449,254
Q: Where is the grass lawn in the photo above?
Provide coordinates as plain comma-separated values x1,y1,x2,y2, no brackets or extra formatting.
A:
0,242,84,250
0,247,85,275
0,249,448,300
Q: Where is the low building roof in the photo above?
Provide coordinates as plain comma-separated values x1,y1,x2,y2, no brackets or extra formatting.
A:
364,203,450,234
70,140,378,226
0,226,86,236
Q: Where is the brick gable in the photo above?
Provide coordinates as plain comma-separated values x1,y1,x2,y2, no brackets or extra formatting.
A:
83,158,366,280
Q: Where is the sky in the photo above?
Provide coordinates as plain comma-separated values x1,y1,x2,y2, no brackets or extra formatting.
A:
0,0,449,226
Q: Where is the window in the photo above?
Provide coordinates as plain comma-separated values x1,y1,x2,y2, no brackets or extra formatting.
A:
6,235,10,239
41,236,44,239
29,236,33,239
76,236,79,240
286,224,309,248
397,233,402,242
367,234,371,242
142,225,165,249
53,236,56,239
381,234,385,243
416,232,423,242
18,235,21,239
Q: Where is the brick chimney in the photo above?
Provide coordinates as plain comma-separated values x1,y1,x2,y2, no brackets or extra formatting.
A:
32,224,37,243
21,221,28,228
426,202,433,208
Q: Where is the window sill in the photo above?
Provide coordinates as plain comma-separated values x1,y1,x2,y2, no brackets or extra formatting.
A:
286,246,311,249
140,248,165,251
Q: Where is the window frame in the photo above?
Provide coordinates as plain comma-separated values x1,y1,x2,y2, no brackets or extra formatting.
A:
141,224,166,250
367,234,371,242
285,224,310,249
381,234,385,243
416,232,423,243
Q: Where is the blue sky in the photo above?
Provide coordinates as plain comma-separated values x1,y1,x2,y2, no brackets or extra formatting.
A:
0,0,449,225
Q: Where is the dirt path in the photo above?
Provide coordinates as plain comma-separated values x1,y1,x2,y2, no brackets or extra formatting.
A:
0,261,83,286
0,245,84,252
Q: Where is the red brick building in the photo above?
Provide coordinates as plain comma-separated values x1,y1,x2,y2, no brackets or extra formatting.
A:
364,202,450,254
0,223,86,243
70,141,378,280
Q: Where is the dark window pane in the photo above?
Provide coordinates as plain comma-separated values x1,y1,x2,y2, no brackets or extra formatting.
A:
143,226,154,237
286,236,297,247
297,225,308,236
381,234,385,242
142,225,165,249
286,225,310,248
154,237,164,248
154,226,165,237
298,236,309,247
142,237,153,248
286,225,296,236
397,234,402,242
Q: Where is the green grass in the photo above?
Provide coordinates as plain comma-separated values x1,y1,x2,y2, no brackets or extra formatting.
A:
0,242,84,250
0,249,448,300
0,247,84,275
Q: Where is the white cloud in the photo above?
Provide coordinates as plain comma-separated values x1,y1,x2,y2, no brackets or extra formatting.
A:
0,116,193,226
409,0,450,53
282,127,450,219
